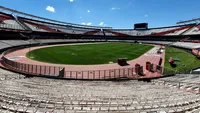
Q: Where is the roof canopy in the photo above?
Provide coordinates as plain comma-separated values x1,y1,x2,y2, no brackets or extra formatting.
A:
177,18,200,24
0,5,112,29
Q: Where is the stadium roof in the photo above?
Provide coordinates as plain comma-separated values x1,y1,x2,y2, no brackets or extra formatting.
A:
177,18,200,24
0,5,112,29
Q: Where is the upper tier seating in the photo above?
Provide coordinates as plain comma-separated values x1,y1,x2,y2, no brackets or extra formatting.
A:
19,17,102,35
92,30,104,35
0,13,24,30
59,27,101,35
105,25,194,36
0,13,11,23
20,18,61,32
183,24,200,35
150,25,193,36
1,11,200,36
1,11,198,36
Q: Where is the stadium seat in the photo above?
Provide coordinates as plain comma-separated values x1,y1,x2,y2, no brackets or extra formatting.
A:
0,13,24,30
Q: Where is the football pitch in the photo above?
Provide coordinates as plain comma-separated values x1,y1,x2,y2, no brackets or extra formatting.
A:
26,42,154,65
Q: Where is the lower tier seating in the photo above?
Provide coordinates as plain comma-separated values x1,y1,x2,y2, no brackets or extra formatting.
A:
0,67,199,112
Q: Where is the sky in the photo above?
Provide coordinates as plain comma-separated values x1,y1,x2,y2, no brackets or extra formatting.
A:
0,0,200,29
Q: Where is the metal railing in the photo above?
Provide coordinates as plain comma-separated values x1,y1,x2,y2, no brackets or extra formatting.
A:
64,67,137,80
1,46,165,80
1,56,144,80
2,55,166,80
2,57,62,76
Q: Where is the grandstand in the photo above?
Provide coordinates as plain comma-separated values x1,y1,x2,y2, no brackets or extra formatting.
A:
1,5,200,37
0,5,200,113
0,71,199,112
104,24,195,36
0,12,25,30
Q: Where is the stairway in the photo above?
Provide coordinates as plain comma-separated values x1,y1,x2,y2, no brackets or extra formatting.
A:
179,24,196,35
12,15,32,31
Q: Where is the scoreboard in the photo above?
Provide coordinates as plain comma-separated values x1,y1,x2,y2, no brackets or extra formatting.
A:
134,23,148,30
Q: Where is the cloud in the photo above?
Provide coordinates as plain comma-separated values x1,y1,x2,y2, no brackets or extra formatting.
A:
87,10,90,13
144,14,148,17
81,22,92,25
99,22,108,26
80,16,82,19
99,22,104,26
69,0,74,2
46,6,55,13
111,7,120,10
87,22,92,25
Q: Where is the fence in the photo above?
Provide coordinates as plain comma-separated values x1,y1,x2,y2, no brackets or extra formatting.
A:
2,53,199,81
1,46,165,80
64,67,137,80
1,56,141,80
2,57,62,77
2,56,165,80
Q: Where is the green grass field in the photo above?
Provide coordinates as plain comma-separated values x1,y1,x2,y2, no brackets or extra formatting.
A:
27,42,154,65
164,46,200,74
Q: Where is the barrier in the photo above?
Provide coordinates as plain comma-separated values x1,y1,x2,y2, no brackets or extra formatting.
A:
2,56,62,76
1,47,165,80
2,55,165,80
64,68,137,80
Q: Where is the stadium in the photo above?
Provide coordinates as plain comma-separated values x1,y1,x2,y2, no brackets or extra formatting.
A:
0,2,200,113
